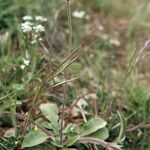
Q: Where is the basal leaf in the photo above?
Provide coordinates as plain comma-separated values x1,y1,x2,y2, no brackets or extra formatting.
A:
64,123,79,135
51,137,63,148
80,118,107,136
87,127,109,140
22,144,50,150
39,103,59,127
66,135,81,147
21,130,49,148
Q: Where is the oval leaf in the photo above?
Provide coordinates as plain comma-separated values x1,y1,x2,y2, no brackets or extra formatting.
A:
39,103,59,126
80,118,107,136
21,130,49,148
22,144,50,150
66,135,81,147
87,127,109,140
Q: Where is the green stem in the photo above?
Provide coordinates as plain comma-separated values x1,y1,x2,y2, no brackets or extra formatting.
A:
60,0,73,144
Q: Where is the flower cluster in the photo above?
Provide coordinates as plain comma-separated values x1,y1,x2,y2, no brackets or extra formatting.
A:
33,25,45,33
23,15,33,21
21,15,47,44
20,58,30,70
72,10,90,19
35,16,47,22
21,22,33,33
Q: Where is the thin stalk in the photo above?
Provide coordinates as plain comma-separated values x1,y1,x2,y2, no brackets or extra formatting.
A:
126,123,150,132
60,0,72,144
67,0,73,50
78,137,119,150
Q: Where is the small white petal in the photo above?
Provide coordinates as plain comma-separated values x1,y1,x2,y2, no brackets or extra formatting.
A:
72,10,86,18
34,34,38,38
24,21,33,26
23,16,33,21
21,22,33,33
20,64,25,69
38,37,42,41
31,40,37,44
33,24,45,32
35,16,47,22
23,58,30,66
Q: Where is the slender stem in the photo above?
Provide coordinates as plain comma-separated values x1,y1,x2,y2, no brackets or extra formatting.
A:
67,0,73,51
78,137,113,150
127,123,150,132
60,0,73,144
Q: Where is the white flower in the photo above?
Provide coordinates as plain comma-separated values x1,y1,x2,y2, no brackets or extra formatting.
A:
38,37,42,41
20,64,25,69
21,25,32,33
109,39,121,46
20,58,30,69
22,21,33,26
33,25,45,32
31,40,36,44
33,34,38,38
35,16,47,22
23,58,30,66
21,22,33,33
72,10,86,18
23,15,33,21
